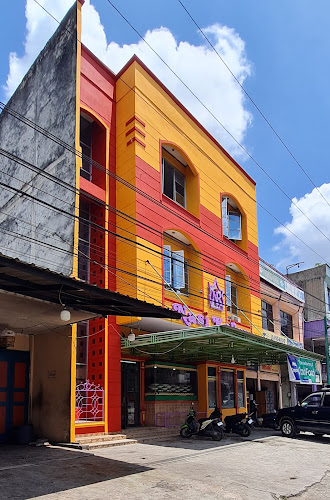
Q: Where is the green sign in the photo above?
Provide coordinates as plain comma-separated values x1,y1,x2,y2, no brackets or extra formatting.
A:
287,355,322,385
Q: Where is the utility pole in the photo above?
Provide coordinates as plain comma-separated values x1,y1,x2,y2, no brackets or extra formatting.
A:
324,316,330,386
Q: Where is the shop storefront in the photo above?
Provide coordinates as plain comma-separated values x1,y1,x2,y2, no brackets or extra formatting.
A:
121,324,323,426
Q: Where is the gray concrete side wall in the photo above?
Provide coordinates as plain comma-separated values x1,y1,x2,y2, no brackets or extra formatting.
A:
290,266,327,321
31,327,71,443
0,5,77,275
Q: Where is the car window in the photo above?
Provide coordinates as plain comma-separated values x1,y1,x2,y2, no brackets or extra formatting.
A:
301,394,322,407
323,394,330,407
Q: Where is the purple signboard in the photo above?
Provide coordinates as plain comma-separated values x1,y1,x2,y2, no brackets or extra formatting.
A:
208,278,224,311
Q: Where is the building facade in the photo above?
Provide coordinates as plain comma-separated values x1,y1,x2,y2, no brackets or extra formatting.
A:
0,1,323,442
289,264,330,385
248,260,306,412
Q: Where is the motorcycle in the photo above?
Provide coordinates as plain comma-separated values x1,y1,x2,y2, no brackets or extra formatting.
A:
209,407,252,437
180,406,224,441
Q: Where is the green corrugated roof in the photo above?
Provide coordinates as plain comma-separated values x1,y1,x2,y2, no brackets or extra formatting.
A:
121,325,324,365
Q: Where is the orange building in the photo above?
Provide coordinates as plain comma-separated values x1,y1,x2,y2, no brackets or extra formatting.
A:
1,1,322,445
72,0,264,438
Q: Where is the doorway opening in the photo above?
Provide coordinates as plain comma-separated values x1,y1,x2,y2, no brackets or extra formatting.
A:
121,361,140,428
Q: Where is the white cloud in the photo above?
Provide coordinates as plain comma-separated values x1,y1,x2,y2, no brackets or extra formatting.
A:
4,0,75,99
4,0,253,157
274,184,330,270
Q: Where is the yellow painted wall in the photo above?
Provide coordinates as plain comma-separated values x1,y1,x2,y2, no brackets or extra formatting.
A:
115,60,261,335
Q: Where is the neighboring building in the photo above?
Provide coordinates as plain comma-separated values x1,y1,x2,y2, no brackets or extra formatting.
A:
248,259,307,411
0,1,322,442
0,2,179,443
289,264,330,384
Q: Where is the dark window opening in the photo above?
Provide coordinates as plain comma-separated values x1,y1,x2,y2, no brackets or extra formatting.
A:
80,116,93,181
162,158,186,208
261,300,274,332
280,310,293,339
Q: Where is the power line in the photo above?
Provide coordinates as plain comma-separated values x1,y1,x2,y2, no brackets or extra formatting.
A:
2,143,330,321
177,0,330,212
2,3,330,305
103,0,330,247
8,2,330,267
0,172,327,322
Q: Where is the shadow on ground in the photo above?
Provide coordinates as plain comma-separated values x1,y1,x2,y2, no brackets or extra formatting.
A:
142,428,279,450
295,432,330,444
0,445,151,499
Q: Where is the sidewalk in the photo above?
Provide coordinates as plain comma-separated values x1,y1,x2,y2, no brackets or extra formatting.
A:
1,430,329,500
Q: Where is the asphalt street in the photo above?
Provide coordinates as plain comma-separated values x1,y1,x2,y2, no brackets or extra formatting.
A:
1,431,330,499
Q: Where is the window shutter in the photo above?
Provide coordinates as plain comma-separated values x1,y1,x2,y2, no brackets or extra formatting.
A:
222,197,229,237
228,212,242,240
172,250,185,290
163,245,172,285
225,274,231,310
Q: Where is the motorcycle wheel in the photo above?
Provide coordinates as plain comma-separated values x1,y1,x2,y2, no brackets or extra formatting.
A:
238,423,251,437
180,427,192,438
212,428,224,441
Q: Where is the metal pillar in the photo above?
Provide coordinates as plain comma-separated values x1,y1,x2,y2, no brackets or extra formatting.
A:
324,316,330,386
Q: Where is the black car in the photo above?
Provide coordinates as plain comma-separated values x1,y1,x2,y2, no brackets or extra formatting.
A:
276,389,330,438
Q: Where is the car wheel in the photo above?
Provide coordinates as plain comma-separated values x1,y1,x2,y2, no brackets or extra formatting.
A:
281,419,296,438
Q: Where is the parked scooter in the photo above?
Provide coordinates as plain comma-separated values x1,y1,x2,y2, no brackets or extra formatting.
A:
209,407,252,437
180,405,224,441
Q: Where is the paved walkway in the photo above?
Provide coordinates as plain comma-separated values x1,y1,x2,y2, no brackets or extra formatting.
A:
1,430,330,499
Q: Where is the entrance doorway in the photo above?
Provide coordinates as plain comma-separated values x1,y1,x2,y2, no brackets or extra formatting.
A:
0,350,30,443
121,361,140,428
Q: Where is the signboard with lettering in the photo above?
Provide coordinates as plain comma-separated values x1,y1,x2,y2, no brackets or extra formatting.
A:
171,303,236,328
287,355,322,385
259,261,305,303
262,330,303,350
208,278,224,311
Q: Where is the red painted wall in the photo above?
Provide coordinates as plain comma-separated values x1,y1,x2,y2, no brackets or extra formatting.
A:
80,47,121,432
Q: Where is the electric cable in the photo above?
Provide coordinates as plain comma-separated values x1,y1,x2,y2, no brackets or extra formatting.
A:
177,0,330,212
4,4,330,267
103,0,330,246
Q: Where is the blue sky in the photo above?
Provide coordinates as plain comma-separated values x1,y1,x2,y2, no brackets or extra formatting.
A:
1,0,330,273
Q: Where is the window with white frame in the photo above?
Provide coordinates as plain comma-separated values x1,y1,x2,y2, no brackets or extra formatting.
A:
225,275,238,315
222,197,242,241
163,245,189,294
162,157,186,208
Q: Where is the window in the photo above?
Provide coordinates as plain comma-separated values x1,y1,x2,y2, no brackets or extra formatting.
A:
323,394,330,407
78,199,90,281
80,116,93,181
164,245,189,294
221,369,235,409
301,393,322,407
208,367,217,409
226,275,238,315
162,157,186,207
237,370,245,408
280,310,293,338
222,197,242,241
261,300,274,332
145,365,197,397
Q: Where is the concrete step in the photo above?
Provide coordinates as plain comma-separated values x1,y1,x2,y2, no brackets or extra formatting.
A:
81,438,137,450
77,433,127,444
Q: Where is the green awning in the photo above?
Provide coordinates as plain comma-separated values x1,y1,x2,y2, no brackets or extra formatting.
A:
121,325,324,365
